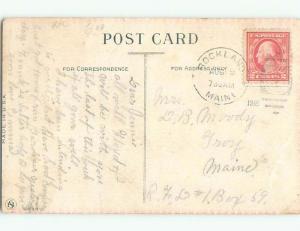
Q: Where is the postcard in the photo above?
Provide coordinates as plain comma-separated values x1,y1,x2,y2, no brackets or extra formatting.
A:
2,18,300,214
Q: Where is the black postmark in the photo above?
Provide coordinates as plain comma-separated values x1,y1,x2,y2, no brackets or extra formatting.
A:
193,47,246,105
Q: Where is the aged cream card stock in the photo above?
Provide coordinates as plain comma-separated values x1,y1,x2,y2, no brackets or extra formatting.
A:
1,18,300,214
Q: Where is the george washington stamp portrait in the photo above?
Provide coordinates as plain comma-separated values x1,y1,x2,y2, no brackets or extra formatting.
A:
246,31,290,82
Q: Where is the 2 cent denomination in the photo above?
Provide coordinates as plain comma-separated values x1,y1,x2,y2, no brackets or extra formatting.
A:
246,31,290,83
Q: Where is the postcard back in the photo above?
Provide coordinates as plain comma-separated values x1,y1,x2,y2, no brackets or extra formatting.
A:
2,18,300,214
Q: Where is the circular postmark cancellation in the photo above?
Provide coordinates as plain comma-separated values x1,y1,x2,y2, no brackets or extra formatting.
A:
5,199,17,210
193,47,246,105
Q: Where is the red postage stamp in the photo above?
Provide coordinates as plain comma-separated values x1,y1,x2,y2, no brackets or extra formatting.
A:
246,31,290,82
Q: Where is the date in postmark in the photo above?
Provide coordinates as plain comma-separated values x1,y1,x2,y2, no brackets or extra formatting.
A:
194,47,246,105
246,31,290,83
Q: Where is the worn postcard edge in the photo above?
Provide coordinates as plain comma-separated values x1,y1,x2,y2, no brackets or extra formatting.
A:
1,17,300,215
1,19,4,212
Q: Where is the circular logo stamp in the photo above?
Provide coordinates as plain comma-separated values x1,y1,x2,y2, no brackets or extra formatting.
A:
193,47,246,105
5,199,17,210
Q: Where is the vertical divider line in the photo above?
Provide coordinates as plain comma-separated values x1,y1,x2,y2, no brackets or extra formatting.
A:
127,51,164,203
143,54,147,203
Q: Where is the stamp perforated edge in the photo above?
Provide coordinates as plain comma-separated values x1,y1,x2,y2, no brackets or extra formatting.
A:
243,28,292,87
